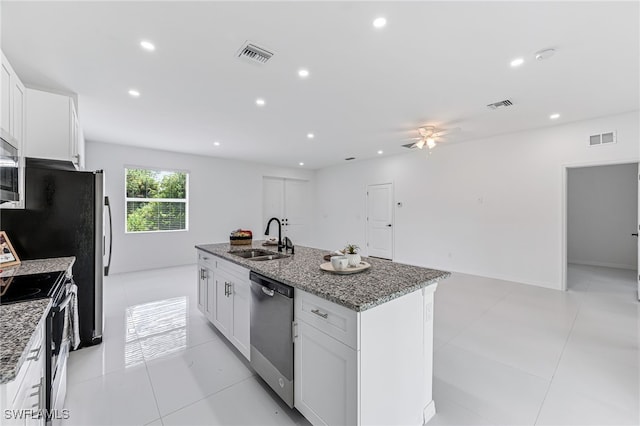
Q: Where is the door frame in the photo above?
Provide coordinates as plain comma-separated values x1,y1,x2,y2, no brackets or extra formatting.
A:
560,159,639,291
365,182,394,260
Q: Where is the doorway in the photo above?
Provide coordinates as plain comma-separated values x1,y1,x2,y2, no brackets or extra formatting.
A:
262,177,311,246
563,162,639,299
366,183,394,260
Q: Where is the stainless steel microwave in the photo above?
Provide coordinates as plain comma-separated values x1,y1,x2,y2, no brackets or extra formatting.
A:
0,130,20,203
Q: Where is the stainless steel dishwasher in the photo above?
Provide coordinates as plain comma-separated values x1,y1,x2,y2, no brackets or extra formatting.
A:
249,271,294,408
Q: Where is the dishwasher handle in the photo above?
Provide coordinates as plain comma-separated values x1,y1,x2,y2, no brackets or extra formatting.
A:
261,286,275,297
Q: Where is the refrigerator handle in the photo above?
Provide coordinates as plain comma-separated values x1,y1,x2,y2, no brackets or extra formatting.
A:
104,196,113,276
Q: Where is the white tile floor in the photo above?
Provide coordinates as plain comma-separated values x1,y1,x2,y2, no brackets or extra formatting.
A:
65,264,639,425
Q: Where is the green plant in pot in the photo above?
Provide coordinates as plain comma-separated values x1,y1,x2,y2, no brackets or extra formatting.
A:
344,243,361,267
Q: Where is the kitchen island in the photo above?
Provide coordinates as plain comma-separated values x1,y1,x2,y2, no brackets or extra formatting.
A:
196,242,449,425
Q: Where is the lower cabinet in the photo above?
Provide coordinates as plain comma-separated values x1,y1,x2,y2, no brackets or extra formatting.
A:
294,320,357,426
0,315,46,426
294,286,438,426
196,250,250,360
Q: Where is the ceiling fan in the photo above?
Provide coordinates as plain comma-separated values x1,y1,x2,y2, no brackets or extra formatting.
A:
406,126,461,150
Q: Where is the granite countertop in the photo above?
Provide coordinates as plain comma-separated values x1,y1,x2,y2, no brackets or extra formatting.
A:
196,241,450,312
0,256,75,278
0,298,51,384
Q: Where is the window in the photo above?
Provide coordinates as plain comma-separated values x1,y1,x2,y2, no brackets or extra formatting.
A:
125,168,188,233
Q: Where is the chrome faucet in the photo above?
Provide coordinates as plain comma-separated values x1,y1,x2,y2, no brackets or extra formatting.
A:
264,217,283,252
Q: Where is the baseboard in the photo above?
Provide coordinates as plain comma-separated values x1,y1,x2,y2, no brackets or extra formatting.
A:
568,260,636,271
423,400,436,425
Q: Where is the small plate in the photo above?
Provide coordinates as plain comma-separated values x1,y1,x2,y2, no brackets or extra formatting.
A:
320,261,371,275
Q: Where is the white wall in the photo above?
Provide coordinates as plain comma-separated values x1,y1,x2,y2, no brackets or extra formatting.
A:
313,111,639,290
567,163,638,270
86,141,315,274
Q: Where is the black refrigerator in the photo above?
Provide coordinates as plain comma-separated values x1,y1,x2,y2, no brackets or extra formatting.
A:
1,157,112,347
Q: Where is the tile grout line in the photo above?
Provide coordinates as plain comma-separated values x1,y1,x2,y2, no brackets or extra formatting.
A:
531,287,584,426
155,375,257,420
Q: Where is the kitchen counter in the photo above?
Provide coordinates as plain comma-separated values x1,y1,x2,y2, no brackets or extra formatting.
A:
0,298,51,384
0,256,76,278
0,256,74,384
196,241,449,312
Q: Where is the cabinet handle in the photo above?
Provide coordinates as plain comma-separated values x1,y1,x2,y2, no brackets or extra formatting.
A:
26,346,41,361
292,321,298,341
311,309,328,319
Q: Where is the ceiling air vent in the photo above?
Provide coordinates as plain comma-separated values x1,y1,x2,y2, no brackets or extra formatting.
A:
589,131,617,147
237,41,274,65
486,99,514,110
401,143,416,149
345,157,356,161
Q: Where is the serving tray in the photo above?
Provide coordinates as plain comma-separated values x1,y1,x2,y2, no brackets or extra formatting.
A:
320,261,371,275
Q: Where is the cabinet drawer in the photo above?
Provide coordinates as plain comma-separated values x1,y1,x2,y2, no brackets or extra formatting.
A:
216,256,250,281
295,290,358,350
197,250,216,270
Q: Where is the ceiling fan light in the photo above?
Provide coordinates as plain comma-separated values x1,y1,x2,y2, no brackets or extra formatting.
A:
416,139,426,149
426,138,436,149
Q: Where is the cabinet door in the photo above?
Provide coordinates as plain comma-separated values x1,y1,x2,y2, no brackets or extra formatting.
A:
230,276,250,360
205,267,214,321
212,271,232,336
12,77,25,145
294,321,357,426
1,56,11,136
284,179,310,244
197,266,207,315
69,102,79,167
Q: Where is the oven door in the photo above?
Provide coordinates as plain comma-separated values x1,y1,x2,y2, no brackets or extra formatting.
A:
47,282,73,420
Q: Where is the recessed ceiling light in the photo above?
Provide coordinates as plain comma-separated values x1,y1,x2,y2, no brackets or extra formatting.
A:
510,57,524,67
299,162,304,166
373,17,387,28
256,98,265,106
213,141,220,146
128,89,140,97
140,40,155,51
298,69,310,78
550,113,560,120
377,150,383,155
307,133,314,139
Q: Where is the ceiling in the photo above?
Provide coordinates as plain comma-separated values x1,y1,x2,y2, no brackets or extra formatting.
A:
2,1,638,169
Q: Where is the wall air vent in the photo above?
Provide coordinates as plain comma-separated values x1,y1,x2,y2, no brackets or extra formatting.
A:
486,99,514,110
237,41,274,65
588,131,617,147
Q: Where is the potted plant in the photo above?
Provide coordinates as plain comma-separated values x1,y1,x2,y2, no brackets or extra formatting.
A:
344,243,361,267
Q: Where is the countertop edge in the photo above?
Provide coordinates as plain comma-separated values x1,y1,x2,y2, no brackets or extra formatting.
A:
195,244,450,312
0,298,52,385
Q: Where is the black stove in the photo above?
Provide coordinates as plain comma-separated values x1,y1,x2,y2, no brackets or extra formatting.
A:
0,271,66,304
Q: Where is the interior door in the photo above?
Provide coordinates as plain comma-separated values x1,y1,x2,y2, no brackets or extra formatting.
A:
263,177,285,238
366,183,394,260
284,179,310,245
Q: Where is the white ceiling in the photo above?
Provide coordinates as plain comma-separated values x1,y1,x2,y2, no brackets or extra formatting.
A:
2,1,638,169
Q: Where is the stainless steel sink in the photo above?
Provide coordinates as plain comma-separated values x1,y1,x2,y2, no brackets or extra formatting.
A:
228,249,290,261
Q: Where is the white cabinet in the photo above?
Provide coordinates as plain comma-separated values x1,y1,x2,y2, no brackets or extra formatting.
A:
294,286,439,426
0,315,46,426
262,177,311,245
25,89,84,169
1,51,25,143
1,51,26,209
195,250,250,360
294,320,357,426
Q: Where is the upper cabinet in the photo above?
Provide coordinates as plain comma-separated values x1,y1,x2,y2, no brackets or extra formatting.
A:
1,51,26,209
1,52,26,144
25,88,85,169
